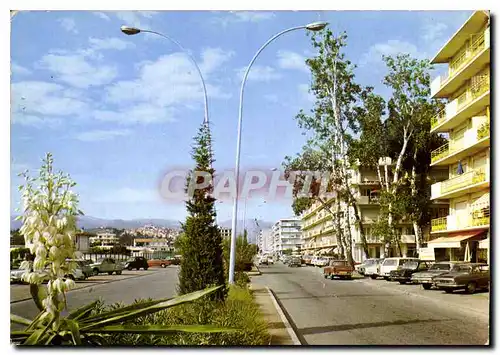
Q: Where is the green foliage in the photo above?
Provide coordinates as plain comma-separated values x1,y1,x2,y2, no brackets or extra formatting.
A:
282,249,293,256
98,286,269,346
223,233,258,274
10,229,25,246
179,123,225,301
11,286,233,346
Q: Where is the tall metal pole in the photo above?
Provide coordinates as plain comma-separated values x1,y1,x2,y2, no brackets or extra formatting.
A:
228,25,308,284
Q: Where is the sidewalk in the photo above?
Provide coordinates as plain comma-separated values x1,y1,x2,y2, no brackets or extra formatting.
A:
250,282,296,345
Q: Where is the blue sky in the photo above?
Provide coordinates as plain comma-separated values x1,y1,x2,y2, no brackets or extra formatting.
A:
10,10,472,224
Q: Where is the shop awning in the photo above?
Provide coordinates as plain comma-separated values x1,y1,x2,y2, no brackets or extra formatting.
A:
428,231,485,248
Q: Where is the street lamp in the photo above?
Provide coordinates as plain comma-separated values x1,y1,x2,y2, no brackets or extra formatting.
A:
228,21,328,284
120,25,212,159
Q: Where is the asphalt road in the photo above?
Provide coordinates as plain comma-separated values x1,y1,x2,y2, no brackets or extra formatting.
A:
11,266,179,321
258,263,489,345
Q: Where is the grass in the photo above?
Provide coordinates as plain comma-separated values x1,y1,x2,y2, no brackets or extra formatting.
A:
100,284,270,346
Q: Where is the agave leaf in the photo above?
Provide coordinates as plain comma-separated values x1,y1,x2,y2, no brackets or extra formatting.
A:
43,333,57,345
80,298,172,325
22,329,44,345
26,311,48,331
10,314,32,326
66,319,82,345
81,285,221,331
67,300,100,321
88,324,237,335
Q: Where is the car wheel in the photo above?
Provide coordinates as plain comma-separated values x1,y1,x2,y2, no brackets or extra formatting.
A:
444,289,453,293
466,282,477,294
161,264,166,268
108,272,113,275
116,271,122,275
399,281,405,284
422,284,432,290
144,267,148,271
136,267,140,270
384,277,389,281
370,275,377,279
127,266,133,271
323,273,328,279
93,268,99,276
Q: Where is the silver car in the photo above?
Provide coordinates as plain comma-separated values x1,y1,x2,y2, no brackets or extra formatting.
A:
411,261,467,290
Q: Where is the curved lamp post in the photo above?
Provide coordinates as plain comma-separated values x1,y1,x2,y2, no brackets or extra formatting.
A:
228,21,328,284
120,26,209,127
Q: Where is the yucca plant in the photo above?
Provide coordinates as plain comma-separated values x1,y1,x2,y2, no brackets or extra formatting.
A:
11,285,235,345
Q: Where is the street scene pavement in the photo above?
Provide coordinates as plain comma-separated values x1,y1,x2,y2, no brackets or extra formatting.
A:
11,267,179,321
256,263,489,345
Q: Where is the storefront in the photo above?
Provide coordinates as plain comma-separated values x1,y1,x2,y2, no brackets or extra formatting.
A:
427,230,488,262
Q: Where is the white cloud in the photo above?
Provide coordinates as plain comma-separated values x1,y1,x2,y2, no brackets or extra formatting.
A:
11,62,31,76
75,129,132,142
38,53,118,88
360,40,420,67
421,21,448,44
114,11,158,28
277,50,309,72
237,65,281,82
11,81,89,127
212,11,275,26
101,48,232,125
93,12,111,21
58,18,78,34
264,94,279,103
88,37,135,52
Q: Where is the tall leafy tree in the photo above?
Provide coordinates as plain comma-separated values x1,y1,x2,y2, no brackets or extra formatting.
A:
178,123,225,301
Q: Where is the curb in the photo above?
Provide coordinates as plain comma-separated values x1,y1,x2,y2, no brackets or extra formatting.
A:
266,287,301,345
10,269,163,304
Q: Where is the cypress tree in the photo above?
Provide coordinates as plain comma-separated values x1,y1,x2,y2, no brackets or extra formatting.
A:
177,123,226,301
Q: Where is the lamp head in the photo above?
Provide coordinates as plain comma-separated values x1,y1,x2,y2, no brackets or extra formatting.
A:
305,21,328,31
120,25,141,35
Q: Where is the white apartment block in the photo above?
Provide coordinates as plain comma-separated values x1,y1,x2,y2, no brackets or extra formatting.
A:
257,229,274,254
219,227,232,239
89,230,120,248
272,218,302,255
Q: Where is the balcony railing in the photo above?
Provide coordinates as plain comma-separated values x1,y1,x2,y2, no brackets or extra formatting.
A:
448,31,486,78
477,121,490,140
431,217,447,232
431,142,450,163
431,109,446,129
441,168,486,194
457,75,490,110
471,202,490,227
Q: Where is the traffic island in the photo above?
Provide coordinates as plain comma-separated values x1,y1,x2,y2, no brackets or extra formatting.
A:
249,283,300,345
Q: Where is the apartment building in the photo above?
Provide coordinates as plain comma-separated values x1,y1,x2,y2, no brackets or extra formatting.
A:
301,165,448,262
257,229,274,254
271,218,302,255
89,230,120,248
219,227,232,239
427,11,490,264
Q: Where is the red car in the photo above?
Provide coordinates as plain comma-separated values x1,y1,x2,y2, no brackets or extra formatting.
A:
147,258,171,268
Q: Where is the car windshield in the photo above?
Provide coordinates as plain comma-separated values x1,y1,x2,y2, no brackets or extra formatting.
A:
126,258,135,262
95,259,105,264
401,261,419,270
453,265,472,273
430,263,451,271
383,259,397,266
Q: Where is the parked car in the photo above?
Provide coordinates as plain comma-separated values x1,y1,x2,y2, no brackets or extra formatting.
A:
359,258,382,276
168,256,182,265
70,259,93,278
90,258,124,275
259,256,268,265
288,256,302,267
303,255,312,265
148,258,171,268
315,257,328,267
267,256,274,265
378,257,419,280
389,260,432,284
281,255,291,265
323,260,354,280
124,256,149,270
411,261,467,289
434,263,489,294
11,266,87,283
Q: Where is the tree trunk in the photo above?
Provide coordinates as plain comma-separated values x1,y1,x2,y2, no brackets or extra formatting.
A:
350,197,369,259
410,149,422,255
335,199,345,259
343,203,355,267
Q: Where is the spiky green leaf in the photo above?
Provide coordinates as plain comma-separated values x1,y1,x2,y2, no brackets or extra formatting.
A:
89,324,237,335
10,314,32,326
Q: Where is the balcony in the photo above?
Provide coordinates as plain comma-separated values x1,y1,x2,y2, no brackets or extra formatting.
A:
431,167,489,200
302,213,332,230
431,202,490,234
430,124,490,166
357,196,380,205
431,75,490,133
431,27,490,99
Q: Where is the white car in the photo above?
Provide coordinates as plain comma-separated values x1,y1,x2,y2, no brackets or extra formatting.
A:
267,257,274,265
378,257,419,280
361,258,383,277
316,257,333,267
311,256,320,266
10,267,86,283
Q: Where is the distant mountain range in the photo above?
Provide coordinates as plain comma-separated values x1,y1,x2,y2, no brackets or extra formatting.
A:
10,215,274,244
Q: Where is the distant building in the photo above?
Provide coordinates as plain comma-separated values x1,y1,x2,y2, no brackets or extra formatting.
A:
271,218,302,256
219,227,232,239
257,229,274,254
89,230,119,248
